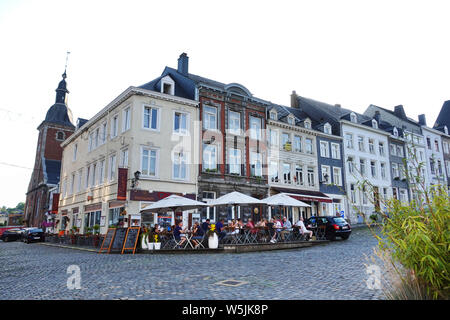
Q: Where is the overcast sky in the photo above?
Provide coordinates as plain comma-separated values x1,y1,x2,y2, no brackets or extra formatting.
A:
0,0,449,208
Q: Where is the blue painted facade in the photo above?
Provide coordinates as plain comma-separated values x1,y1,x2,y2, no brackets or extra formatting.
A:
316,135,346,195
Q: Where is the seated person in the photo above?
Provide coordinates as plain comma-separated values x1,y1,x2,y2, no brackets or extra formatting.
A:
245,218,257,234
280,217,292,240
152,223,161,234
173,221,187,248
191,222,204,248
295,217,313,240
201,219,211,234
215,219,227,240
270,218,282,243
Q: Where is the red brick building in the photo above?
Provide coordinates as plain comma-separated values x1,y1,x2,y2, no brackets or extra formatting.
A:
24,71,75,227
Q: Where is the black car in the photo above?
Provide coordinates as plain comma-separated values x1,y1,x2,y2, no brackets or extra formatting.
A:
23,228,45,243
0,228,24,242
305,216,351,241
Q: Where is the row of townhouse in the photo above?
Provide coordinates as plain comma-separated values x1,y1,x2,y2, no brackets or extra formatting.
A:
53,53,449,234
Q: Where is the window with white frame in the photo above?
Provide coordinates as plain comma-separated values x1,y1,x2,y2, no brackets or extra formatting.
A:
174,111,188,135
99,159,105,185
378,142,385,156
250,152,262,177
141,148,157,177
399,189,408,202
70,173,75,195
392,163,399,178
249,116,262,140
94,127,100,148
399,164,406,179
396,145,404,157
333,167,342,186
294,136,301,152
359,159,366,176
443,142,449,154
203,106,217,130
269,110,277,120
85,165,91,188
321,165,331,184
269,161,278,182
269,129,278,147
228,111,240,135
77,168,82,192
345,133,353,149
380,162,386,179
228,148,241,175
295,165,303,185
111,114,119,138
350,184,357,203
331,143,340,159
88,132,94,152
305,138,313,154
307,167,315,186
120,149,128,167
122,107,131,132
324,123,332,134
161,77,175,95
282,132,290,149
393,127,398,137
287,115,295,125
304,119,311,129
143,106,159,130
446,160,450,176
203,144,217,172
109,154,116,181
435,140,440,152
390,143,396,156
173,150,188,180
372,119,378,129
370,160,376,178
320,141,329,157
358,136,365,152
347,156,355,174
282,162,291,183
101,121,107,144
350,113,357,123
91,163,97,187
368,139,375,154
362,186,368,205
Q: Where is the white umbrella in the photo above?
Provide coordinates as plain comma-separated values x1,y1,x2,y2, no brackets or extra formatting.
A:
209,191,263,220
261,193,311,207
210,191,263,206
140,194,207,213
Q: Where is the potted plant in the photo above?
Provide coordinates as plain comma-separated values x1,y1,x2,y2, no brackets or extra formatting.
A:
207,224,219,249
141,228,151,250
92,225,101,246
152,233,161,250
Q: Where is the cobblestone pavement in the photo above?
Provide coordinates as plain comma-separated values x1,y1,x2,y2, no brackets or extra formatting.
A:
0,227,385,300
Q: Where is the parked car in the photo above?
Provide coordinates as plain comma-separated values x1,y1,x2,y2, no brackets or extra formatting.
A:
305,216,351,241
19,227,40,241
0,226,24,237
0,228,24,242
23,228,45,243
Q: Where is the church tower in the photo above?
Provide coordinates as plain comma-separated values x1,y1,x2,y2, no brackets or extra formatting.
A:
24,71,75,227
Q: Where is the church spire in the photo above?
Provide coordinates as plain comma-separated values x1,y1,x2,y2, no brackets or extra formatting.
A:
55,52,70,105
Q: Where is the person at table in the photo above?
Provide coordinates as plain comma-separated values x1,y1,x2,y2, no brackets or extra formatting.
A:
245,218,257,234
230,219,240,235
270,217,283,243
174,221,187,248
201,219,211,234
216,219,227,240
280,217,292,241
191,222,204,248
152,223,161,234
295,217,313,240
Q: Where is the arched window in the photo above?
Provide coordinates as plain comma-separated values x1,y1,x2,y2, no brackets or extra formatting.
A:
445,126,448,135
372,119,378,129
304,118,311,129
324,123,332,134
350,112,357,123
393,127,398,137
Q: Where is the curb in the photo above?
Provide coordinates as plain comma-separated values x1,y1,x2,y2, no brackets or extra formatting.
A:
37,242,98,253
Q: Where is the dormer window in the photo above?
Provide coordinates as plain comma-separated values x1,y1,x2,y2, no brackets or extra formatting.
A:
445,126,449,135
350,112,357,123
324,123,332,134
269,110,277,120
160,75,175,95
287,115,295,125
304,118,311,129
372,119,378,129
393,127,398,137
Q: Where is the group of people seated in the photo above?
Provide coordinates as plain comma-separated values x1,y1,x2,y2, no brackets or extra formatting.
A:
150,215,314,249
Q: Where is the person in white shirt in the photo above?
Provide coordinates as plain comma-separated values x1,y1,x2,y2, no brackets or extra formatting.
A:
295,217,313,240
270,218,283,243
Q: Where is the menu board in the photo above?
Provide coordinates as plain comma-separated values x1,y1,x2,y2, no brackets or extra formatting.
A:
98,228,117,253
110,228,128,252
121,227,140,254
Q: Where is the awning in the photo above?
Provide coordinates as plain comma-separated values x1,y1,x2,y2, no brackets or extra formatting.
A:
271,187,333,203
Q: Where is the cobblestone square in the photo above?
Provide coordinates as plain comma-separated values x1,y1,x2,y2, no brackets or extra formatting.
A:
0,227,385,300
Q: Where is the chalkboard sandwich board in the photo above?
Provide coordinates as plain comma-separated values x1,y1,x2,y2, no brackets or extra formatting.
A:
121,227,141,254
98,228,117,254
109,227,128,253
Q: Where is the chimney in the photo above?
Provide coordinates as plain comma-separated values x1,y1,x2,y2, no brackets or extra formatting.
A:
394,105,407,119
374,110,381,123
290,90,299,108
177,52,189,75
418,114,427,126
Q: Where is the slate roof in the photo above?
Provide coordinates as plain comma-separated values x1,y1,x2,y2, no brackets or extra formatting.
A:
44,159,61,185
434,100,450,129
44,103,75,128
